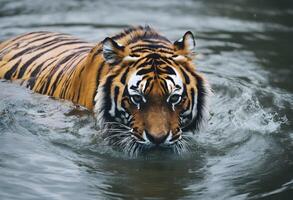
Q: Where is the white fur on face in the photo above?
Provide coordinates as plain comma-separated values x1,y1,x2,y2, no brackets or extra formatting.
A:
166,67,183,95
128,67,184,95
128,72,144,96
94,86,106,128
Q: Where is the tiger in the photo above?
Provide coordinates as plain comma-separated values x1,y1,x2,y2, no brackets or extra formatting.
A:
0,26,210,155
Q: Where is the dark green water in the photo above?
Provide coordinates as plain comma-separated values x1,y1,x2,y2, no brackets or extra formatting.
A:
0,0,292,199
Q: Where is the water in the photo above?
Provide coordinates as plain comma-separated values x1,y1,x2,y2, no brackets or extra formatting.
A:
0,0,292,199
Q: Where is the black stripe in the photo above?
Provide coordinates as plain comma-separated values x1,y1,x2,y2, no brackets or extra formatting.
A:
131,49,152,53
161,57,173,65
27,58,56,89
157,49,174,54
120,67,130,84
179,67,190,84
17,41,86,79
93,49,102,58
194,74,206,128
9,37,81,61
182,73,207,132
49,48,88,95
162,66,176,75
131,44,172,52
190,88,195,114
30,46,80,90
0,33,52,56
165,76,176,85
146,81,154,95
143,77,152,93
26,61,47,89
48,52,82,95
114,86,120,108
4,59,21,79
103,74,117,120
8,31,50,44
160,79,169,93
27,35,60,45
136,60,165,69
61,56,86,98
136,67,153,75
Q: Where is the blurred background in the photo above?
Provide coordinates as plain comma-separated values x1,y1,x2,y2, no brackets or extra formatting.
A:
0,0,292,199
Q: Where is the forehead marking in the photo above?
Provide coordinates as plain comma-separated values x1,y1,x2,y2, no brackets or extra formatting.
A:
128,67,183,95
166,68,183,94
128,72,143,95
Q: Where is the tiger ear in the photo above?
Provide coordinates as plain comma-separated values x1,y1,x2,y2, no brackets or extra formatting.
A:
173,31,196,58
102,37,125,64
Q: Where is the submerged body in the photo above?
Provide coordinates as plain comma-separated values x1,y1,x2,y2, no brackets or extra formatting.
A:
0,26,209,154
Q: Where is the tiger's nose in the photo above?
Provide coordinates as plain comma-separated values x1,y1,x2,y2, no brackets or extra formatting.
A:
145,130,169,145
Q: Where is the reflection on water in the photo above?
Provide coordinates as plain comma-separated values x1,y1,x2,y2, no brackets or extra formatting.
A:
0,0,293,199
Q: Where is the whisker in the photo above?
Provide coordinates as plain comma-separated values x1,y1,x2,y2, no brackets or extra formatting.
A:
96,120,194,157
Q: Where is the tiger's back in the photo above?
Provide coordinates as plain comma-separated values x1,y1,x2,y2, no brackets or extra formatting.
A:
0,31,100,109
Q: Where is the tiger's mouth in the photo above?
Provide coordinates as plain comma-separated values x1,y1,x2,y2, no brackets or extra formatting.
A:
130,130,182,146
101,122,191,156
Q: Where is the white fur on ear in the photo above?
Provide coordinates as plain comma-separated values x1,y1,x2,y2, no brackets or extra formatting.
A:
184,31,196,52
174,31,196,55
102,39,115,63
102,37,124,64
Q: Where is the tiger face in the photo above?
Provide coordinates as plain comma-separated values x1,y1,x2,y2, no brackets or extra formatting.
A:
94,28,209,153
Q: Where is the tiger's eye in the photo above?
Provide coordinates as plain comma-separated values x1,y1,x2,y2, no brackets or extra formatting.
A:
169,94,181,104
131,95,143,104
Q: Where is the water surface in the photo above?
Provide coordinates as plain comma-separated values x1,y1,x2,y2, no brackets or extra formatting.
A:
0,0,292,199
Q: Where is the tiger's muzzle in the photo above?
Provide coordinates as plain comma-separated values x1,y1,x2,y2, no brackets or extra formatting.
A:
131,129,182,146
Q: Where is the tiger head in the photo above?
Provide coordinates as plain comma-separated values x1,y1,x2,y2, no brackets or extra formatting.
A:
94,27,209,153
